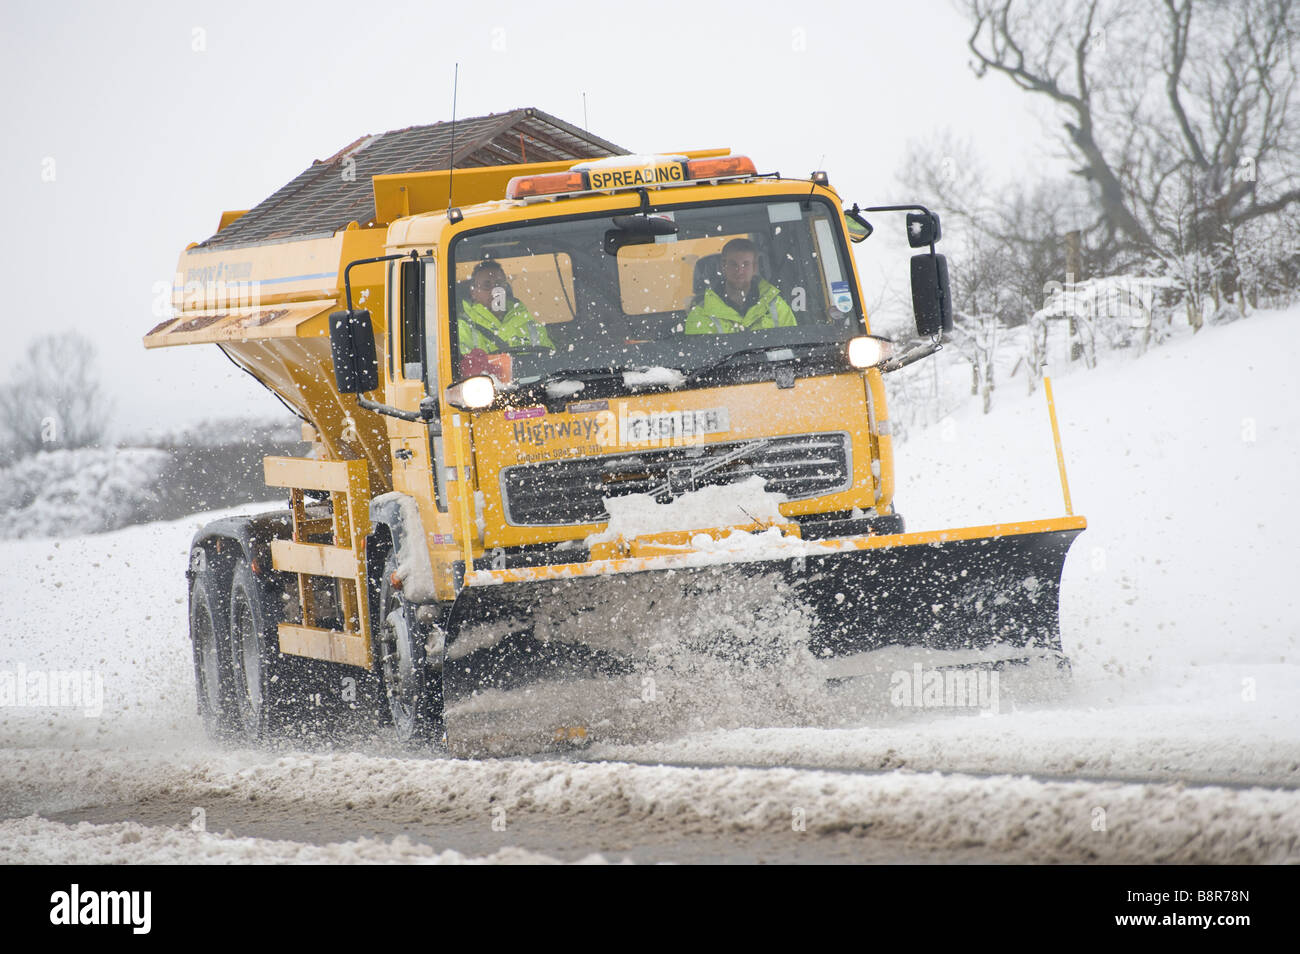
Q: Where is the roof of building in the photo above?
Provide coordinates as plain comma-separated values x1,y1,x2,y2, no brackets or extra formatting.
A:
200,107,627,250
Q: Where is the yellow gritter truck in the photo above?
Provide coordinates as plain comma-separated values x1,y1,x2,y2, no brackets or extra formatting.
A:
146,108,1085,753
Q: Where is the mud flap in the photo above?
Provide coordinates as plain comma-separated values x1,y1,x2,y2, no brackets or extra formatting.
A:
443,523,1083,755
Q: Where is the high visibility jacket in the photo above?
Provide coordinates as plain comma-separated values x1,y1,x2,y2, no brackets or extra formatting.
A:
458,299,556,354
684,280,798,334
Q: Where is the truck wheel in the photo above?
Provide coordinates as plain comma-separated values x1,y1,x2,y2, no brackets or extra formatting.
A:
375,554,444,745
189,570,233,740
228,559,287,742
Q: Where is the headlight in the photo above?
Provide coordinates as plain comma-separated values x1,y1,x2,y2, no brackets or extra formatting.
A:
848,336,892,369
444,375,496,410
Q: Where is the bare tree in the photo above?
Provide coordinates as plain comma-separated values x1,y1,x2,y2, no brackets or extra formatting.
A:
898,133,1096,401
0,332,111,461
902,132,1095,307
964,0,1300,322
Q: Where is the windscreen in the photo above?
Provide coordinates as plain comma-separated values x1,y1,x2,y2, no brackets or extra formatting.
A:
448,196,862,386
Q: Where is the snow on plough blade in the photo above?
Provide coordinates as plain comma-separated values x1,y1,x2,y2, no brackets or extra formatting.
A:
443,516,1085,755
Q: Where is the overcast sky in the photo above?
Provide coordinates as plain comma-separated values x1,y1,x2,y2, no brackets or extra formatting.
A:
0,0,1069,439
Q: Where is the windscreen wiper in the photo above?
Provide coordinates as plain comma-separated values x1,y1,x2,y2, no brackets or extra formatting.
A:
684,341,845,385
533,368,625,383
519,368,626,394
645,438,773,499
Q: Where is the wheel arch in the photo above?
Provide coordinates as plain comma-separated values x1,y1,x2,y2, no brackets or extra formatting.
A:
367,492,438,605
187,509,295,632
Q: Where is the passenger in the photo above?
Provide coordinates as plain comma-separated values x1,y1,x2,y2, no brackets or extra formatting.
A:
458,260,555,354
684,238,797,335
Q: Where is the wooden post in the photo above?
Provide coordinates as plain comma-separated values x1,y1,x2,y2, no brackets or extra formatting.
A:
1066,230,1083,362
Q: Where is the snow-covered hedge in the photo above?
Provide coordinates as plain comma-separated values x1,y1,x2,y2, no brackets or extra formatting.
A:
0,448,170,539
881,273,1247,440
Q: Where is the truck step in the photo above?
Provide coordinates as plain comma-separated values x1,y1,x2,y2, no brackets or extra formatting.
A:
277,623,369,668
264,455,359,493
270,539,361,580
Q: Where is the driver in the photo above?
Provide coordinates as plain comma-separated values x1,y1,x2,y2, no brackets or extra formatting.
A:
684,238,797,335
458,260,555,354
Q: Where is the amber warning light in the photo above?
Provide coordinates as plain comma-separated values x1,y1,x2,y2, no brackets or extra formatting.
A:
505,155,758,200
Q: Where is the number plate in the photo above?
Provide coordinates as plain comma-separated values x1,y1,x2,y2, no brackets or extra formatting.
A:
620,407,730,445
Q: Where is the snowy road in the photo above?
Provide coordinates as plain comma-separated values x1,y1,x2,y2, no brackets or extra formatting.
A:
2,309,1298,863
5,746,1298,864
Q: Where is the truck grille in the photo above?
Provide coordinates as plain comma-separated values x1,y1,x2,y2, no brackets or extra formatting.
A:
500,432,851,526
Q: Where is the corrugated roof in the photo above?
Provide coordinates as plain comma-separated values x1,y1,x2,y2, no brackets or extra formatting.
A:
200,107,627,250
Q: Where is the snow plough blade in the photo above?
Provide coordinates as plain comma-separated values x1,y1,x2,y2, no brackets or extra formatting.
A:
442,516,1085,755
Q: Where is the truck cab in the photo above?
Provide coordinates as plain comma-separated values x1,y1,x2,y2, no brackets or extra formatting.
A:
363,154,912,604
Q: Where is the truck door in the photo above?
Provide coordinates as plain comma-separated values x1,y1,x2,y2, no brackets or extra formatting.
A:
389,257,448,512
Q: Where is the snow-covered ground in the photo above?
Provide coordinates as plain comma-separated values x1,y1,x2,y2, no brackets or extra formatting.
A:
1,307,1297,863
596,306,1300,785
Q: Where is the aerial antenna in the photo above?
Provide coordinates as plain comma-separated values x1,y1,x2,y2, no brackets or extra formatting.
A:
448,63,459,212
582,92,588,132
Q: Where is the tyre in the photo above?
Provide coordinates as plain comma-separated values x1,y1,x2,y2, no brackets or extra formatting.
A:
189,569,234,740
228,559,292,742
374,552,445,744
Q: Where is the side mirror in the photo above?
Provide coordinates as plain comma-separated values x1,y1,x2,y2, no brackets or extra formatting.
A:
329,309,379,394
844,209,873,243
910,254,952,337
906,211,942,248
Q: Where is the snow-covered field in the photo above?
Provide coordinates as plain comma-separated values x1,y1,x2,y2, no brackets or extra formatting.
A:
1,307,1297,863
0,447,170,540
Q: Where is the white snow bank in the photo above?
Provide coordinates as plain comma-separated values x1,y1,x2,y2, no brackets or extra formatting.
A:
0,816,610,865
3,748,1296,863
0,448,169,540
587,475,786,544
595,679,1300,788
